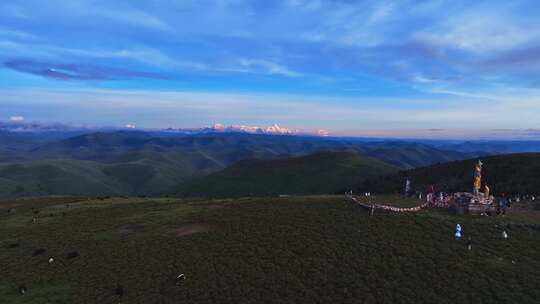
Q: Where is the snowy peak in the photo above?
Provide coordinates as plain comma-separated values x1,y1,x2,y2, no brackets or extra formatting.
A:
264,124,297,135
0,120,330,137
196,123,325,136
317,129,330,137
227,125,263,134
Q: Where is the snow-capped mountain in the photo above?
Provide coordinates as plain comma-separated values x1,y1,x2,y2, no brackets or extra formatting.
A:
1,120,330,137
264,124,298,135
192,123,327,136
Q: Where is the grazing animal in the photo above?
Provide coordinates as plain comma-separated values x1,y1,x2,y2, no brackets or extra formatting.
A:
48,257,54,264
115,285,124,298
34,210,39,214
32,248,46,256
9,242,20,248
19,285,27,295
66,251,79,259
176,274,186,285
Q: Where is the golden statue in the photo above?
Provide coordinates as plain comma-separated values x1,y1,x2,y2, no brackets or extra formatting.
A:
473,160,482,195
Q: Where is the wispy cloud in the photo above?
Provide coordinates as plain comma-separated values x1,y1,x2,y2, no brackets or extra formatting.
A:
9,115,24,121
222,59,303,77
2,0,539,87
3,59,168,81
0,28,36,40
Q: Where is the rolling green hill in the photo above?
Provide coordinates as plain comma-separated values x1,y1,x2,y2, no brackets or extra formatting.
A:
0,131,482,199
0,151,225,199
177,152,400,197
364,144,470,169
26,131,478,169
361,153,540,195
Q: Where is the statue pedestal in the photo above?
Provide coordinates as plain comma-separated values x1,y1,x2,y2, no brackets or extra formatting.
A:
453,192,495,214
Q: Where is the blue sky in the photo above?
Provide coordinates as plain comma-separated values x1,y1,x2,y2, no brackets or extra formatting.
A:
1,0,540,137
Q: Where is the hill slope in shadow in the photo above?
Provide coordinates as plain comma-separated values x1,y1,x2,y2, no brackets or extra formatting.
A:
177,151,400,197
361,153,540,195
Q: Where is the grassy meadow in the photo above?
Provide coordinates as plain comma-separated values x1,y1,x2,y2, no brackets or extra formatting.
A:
1,195,539,303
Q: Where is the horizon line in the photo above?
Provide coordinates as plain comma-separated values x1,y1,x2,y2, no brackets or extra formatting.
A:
4,119,540,141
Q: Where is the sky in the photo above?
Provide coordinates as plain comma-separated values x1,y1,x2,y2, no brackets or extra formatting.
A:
1,0,540,138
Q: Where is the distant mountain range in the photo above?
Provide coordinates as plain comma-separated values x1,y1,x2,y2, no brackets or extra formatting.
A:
1,120,328,137
0,130,482,199
4,120,540,154
437,141,540,154
23,131,479,169
4,123,540,199
168,123,330,137
0,120,105,133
